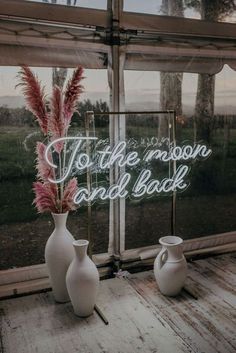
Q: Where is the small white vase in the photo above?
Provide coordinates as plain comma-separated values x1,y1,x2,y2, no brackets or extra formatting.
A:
66,240,99,317
45,212,75,303
154,236,187,296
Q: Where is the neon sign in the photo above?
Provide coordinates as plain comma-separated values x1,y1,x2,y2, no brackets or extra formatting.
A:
45,137,212,205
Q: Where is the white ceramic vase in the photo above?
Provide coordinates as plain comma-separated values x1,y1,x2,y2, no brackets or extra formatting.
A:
66,240,99,317
154,236,187,296
45,212,75,303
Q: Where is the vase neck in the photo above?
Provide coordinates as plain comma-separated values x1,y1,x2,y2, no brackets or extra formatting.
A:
164,244,183,260
73,240,89,261
52,212,68,229
159,235,183,261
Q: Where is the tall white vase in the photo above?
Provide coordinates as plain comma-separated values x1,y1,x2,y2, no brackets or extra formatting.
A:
45,212,75,303
154,236,187,296
66,240,99,317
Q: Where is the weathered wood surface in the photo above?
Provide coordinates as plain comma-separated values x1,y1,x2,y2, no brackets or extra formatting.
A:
127,253,236,353
0,278,188,353
0,253,235,353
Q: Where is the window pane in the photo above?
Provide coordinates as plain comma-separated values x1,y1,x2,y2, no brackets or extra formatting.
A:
175,123,236,238
124,0,236,23
124,0,199,19
124,70,159,111
176,66,236,238
26,0,107,9
124,0,162,15
124,65,236,248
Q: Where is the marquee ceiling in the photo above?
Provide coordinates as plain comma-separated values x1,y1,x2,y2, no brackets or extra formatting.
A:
1,0,236,73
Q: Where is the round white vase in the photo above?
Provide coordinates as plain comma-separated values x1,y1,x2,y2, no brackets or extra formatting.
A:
154,236,187,296
45,212,75,303
66,240,99,317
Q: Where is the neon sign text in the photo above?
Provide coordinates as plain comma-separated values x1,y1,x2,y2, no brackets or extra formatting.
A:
45,137,212,205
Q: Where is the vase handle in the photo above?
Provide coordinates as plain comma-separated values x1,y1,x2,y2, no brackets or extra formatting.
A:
158,248,168,270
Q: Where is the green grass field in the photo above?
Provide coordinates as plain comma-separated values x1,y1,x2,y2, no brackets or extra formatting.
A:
0,126,38,224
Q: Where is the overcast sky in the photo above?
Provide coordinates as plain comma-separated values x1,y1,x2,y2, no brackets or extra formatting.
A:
28,0,199,16
0,65,236,109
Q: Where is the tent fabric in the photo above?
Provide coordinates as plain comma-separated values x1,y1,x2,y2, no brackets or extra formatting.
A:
124,54,226,74
0,44,107,68
121,11,236,40
0,41,235,74
0,19,108,68
1,12,236,73
0,20,104,49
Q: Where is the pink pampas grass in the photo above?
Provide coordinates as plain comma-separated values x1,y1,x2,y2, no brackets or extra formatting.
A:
49,85,65,153
33,182,58,214
18,66,84,214
62,178,78,212
64,66,84,124
33,178,78,214
17,66,48,135
36,142,54,182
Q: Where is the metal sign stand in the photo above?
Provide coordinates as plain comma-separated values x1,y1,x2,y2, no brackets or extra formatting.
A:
91,110,177,235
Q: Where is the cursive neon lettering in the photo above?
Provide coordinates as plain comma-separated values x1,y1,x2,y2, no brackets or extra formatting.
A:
144,143,212,163
45,137,97,183
97,141,140,169
132,165,189,198
44,137,211,205
73,172,131,204
75,153,93,171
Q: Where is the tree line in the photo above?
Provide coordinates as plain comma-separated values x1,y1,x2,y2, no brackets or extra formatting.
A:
0,99,109,128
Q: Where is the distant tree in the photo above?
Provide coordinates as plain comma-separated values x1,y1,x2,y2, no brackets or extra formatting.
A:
52,68,68,88
0,99,109,128
0,105,11,125
14,108,36,126
184,0,236,142
93,100,109,127
0,106,35,126
158,0,184,139
75,99,109,127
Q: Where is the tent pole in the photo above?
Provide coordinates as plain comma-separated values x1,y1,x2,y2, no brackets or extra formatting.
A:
107,0,125,264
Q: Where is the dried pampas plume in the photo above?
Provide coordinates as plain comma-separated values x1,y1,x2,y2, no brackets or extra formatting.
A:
17,66,48,135
18,66,83,214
